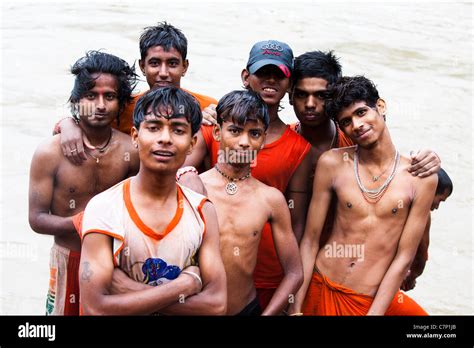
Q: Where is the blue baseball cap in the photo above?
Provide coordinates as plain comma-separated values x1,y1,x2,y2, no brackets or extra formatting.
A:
246,40,294,78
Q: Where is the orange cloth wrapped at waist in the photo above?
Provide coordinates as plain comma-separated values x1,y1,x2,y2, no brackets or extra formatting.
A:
302,268,427,316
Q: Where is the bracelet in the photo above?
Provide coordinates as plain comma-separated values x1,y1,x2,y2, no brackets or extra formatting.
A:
181,270,202,288
176,166,198,181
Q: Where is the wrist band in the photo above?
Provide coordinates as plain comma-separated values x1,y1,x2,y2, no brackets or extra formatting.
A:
176,166,198,181
181,270,202,288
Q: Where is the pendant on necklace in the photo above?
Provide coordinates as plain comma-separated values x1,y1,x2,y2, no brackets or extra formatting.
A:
96,158,100,164
372,176,379,182
225,182,238,195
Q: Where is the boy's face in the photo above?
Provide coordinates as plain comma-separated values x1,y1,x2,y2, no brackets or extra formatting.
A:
431,189,451,211
291,77,329,127
242,65,290,107
213,119,266,166
336,100,386,148
131,107,196,174
139,46,188,90
79,73,119,128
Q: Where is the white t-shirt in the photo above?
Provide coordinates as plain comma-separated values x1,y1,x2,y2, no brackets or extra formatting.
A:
81,177,208,286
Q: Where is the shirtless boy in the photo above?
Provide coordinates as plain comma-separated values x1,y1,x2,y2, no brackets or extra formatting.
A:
28,51,139,315
289,76,437,315
199,90,303,315
79,87,226,315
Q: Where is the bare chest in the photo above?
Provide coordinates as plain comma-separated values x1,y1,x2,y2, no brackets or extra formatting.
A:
208,186,270,243
55,152,130,206
334,170,414,222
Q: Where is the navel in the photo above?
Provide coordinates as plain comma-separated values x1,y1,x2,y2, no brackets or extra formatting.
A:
392,208,398,214
346,202,352,209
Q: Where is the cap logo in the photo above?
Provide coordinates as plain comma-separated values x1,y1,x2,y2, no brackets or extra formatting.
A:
261,43,284,51
262,49,281,57
279,64,291,78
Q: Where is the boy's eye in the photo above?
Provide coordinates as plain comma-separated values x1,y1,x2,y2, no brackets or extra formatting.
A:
340,119,351,127
229,128,240,134
316,92,327,99
294,91,306,98
250,131,262,138
105,94,116,101
86,94,95,100
169,61,179,67
174,128,185,135
357,109,367,116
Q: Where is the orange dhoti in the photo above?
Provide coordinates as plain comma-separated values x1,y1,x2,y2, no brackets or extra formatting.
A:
302,269,427,316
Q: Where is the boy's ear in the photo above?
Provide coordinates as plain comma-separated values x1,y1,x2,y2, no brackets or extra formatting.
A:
139,59,145,76
187,133,197,155
376,98,387,120
131,126,139,148
182,59,189,77
212,123,222,142
288,88,294,105
241,69,250,88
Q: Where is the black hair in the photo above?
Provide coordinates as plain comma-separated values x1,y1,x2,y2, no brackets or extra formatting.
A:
326,76,380,121
293,50,342,87
139,22,188,61
69,50,138,123
133,86,202,135
436,168,453,195
216,90,269,130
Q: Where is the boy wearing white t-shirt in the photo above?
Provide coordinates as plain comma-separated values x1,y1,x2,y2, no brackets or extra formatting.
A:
79,87,227,315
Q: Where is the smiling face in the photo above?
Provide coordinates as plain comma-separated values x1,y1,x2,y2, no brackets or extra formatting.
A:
214,119,265,166
336,100,386,148
242,65,290,107
139,46,189,90
79,73,119,128
291,77,329,127
131,107,196,174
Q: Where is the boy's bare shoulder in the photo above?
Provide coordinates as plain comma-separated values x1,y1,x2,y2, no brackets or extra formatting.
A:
32,135,63,163
113,129,134,149
253,178,287,207
319,145,357,168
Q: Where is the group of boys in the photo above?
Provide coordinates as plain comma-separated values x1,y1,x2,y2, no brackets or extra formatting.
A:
29,22,453,316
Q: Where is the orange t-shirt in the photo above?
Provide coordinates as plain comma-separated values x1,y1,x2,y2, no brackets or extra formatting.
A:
114,89,217,135
202,124,311,288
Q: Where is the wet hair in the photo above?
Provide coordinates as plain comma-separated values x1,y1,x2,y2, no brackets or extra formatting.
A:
69,50,138,122
436,168,453,196
325,75,380,121
139,22,188,61
292,50,342,87
216,90,269,130
133,86,202,135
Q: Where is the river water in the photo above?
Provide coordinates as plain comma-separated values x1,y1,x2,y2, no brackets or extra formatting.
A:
1,0,472,314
